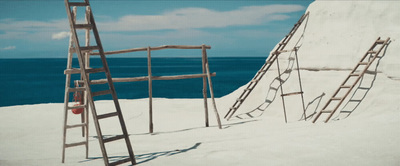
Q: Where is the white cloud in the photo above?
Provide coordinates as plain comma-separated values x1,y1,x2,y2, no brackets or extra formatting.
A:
0,46,16,50
0,4,304,41
51,31,70,40
98,4,305,31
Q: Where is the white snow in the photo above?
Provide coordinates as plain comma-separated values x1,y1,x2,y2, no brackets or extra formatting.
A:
1,1,400,166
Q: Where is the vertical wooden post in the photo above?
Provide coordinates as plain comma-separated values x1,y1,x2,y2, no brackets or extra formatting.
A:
62,6,77,163
276,57,288,123
147,46,154,133
294,48,307,121
203,45,222,129
83,6,91,159
202,45,209,127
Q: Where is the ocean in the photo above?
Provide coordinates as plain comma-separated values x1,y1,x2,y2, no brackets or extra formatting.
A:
0,57,266,107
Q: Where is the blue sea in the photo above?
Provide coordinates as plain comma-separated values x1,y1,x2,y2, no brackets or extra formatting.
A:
0,57,266,107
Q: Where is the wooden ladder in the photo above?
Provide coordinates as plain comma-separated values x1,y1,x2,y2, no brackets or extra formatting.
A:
275,47,306,123
312,37,390,123
224,11,310,120
62,0,136,165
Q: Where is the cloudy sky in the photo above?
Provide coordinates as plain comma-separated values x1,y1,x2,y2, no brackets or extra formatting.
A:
0,0,312,58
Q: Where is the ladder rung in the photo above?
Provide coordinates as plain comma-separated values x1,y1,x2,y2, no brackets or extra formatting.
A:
283,69,293,73
66,123,87,129
251,79,259,83
92,89,112,97
367,51,377,54
350,73,360,77
68,87,86,92
65,141,87,148
230,107,237,111
281,91,303,97
109,157,132,166
64,68,81,74
68,104,86,110
86,67,105,73
376,40,385,44
331,97,342,100
359,62,369,65
340,111,352,113
103,135,125,143
258,70,266,73
266,60,273,64
276,77,284,82
321,110,332,113
80,46,100,52
236,98,244,102
244,88,252,91
68,2,89,6
340,85,352,88
349,99,362,102
75,24,93,29
97,112,119,120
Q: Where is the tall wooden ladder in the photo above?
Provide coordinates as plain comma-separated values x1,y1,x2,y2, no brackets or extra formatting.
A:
62,0,136,165
224,11,309,120
275,47,306,123
312,37,390,123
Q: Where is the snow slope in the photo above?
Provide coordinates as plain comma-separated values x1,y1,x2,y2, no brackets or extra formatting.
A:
1,1,399,166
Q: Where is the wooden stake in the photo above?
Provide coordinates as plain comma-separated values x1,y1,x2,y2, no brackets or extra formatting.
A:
202,45,209,127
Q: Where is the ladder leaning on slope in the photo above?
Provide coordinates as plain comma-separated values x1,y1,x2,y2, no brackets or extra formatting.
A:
62,0,136,165
275,47,307,123
312,37,390,123
224,11,310,120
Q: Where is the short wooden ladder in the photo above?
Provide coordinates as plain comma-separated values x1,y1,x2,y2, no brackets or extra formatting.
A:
312,37,390,123
275,47,307,123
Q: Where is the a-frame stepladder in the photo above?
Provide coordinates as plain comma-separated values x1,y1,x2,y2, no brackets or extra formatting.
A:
62,0,136,165
312,37,390,123
224,11,310,120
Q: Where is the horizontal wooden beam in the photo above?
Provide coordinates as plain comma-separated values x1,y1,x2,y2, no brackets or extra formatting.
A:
80,72,216,85
90,45,211,56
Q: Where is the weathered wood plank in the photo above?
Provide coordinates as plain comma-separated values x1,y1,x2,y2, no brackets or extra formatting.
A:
91,45,211,55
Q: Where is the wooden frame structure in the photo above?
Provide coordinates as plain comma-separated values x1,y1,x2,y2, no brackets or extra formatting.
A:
62,1,221,164
90,44,222,133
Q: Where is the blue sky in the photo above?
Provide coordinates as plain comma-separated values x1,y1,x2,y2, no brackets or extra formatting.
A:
0,0,313,58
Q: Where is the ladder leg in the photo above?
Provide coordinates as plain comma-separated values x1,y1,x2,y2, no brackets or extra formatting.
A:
294,49,307,121
276,58,288,123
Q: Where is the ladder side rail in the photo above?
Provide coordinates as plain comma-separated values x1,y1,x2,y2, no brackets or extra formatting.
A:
276,56,288,123
62,6,83,163
294,49,307,121
83,6,91,159
87,6,136,165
